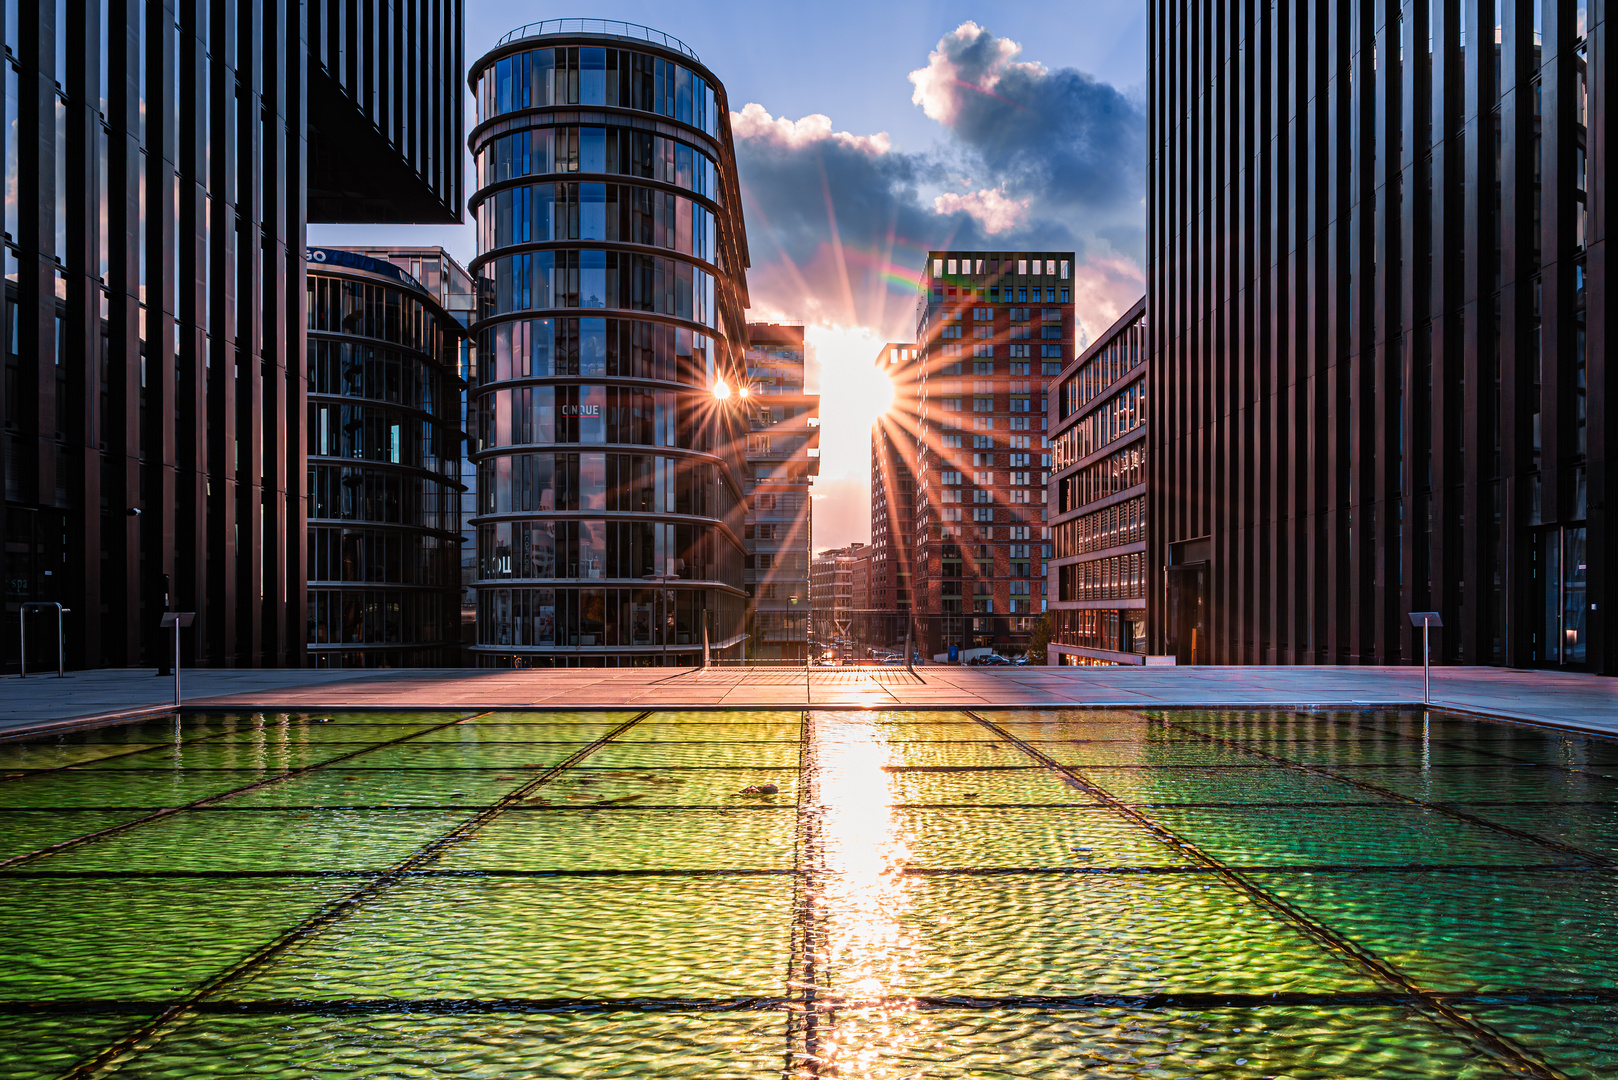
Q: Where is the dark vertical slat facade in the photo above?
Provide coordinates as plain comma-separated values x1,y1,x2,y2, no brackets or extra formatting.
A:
303,0,462,222
1150,0,1610,673
2,0,462,672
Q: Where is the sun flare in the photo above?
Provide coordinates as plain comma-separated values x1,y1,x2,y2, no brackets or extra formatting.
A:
805,325,898,487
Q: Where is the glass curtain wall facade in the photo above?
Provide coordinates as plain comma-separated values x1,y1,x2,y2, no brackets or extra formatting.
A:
467,22,751,666
1049,298,1148,665
322,245,480,657
1149,0,1610,672
909,252,1071,660
743,323,817,661
1,0,462,672
305,249,467,667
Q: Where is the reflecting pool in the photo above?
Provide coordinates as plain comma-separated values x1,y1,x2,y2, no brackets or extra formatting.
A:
1,707,1615,1077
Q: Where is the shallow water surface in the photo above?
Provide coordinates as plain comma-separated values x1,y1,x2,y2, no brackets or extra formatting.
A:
0,706,1613,1078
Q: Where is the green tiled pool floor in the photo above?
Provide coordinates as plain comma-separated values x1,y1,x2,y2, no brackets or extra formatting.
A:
1,706,1616,1078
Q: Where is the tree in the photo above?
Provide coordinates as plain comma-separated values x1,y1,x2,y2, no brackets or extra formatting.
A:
1027,613,1052,665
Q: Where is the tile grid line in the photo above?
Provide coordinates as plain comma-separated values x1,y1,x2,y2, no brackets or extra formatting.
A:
52,710,654,1080
1155,712,1618,868
783,709,822,1080
0,712,496,872
962,710,1572,1080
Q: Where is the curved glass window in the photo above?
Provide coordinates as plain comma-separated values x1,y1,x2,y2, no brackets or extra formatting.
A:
477,316,709,387
309,589,459,647
472,451,734,517
308,402,456,471
476,182,715,260
308,527,460,587
472,387,737,454
307,276,454,365
473,386,678,450
308,464,461,532
476,518,742,583
476,126,720,201
308,340,458,414
478,250,714,327
477,46,719,137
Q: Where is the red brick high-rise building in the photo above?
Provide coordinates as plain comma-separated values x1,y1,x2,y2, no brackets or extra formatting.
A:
907,252,1073,659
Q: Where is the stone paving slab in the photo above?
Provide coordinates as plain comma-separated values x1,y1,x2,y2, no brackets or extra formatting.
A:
1,665,1614,740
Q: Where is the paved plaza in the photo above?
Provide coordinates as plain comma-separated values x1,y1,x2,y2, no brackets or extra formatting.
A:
2,665,1614,740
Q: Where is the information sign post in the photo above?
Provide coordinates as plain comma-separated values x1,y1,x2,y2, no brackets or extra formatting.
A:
160,613,196,709
1406,612,1443,706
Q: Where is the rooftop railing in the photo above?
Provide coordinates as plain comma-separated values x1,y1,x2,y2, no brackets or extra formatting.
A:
496,19,700,62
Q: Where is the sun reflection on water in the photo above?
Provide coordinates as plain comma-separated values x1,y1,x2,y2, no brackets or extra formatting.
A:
810,712,917,1075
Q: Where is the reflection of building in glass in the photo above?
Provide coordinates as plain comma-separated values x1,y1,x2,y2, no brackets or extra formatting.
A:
1,2,463,671
304,249,471,667
1152,1,1610,672
870,343,918,614
909,252,1072,660
743,324,818,660
466,22,751,665
1048,298,1147,666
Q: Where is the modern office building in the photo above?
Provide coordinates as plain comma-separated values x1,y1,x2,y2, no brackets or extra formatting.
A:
743,323,818,660
1150,0,1610,672
870,342,919,614
304,248,470,667
1048,297,1147,665
909,252,1071,659
2,0,464,671
326,245,481,658
810,543,862,644
466,20,752,666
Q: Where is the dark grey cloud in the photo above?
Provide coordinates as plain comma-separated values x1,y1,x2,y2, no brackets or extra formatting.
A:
911,21,1146,226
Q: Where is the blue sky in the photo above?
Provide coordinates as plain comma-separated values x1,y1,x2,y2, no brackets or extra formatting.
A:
310,2,1150,549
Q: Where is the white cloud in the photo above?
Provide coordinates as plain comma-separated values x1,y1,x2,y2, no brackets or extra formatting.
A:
908,21,1047,125
1070,254,1147,347
730,103,892,155
931,187,1028,234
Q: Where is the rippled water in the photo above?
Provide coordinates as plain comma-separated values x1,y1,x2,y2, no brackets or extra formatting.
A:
0,706,1614,1078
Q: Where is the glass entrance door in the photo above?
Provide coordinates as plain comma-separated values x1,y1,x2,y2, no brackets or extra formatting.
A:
1167,564,1206,665
1563,527,1587,666
1530,526,1587,668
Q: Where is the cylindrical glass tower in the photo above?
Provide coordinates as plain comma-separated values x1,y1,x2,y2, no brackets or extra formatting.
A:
305,249,468,667
467,19,751,666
